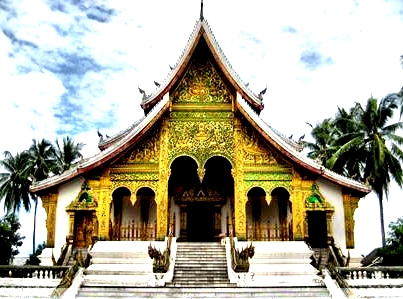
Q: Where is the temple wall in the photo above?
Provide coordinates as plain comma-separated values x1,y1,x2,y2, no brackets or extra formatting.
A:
54,177,84,258
317,178,346,251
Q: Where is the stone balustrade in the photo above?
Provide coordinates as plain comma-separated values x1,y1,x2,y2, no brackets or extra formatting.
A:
337,266,403,280
0,265,70,279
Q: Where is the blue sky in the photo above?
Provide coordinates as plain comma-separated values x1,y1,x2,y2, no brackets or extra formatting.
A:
1,0,403,256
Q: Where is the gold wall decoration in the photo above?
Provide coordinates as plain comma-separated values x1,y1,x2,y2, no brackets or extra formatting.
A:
41,192,58,247
168,119,234,165
233,118,247,239
156,118,171,240
96,171,111,239
110,173,159,181
110,180,158,204
116,125,161,164
243,172,292,182
343,194,360,249
172,58,233,104
240,120,290,168
291,171,312,241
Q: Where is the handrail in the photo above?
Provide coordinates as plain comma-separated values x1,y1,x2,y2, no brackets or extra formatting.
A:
327,245,354,298
336,266,403,279
327,263,355,298
51,249,90,299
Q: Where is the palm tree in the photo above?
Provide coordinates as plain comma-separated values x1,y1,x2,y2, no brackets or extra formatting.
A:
28,139,58,253
0,151,32,214
55,136,84,173
304,118,337,166
328,96,403,246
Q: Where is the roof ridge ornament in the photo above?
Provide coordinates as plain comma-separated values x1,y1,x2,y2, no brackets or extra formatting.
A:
200,0,204,21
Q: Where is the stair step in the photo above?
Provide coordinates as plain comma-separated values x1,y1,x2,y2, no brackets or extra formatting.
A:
76,286,331,298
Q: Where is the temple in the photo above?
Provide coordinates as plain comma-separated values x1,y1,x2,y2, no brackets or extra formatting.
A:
31,10,371,261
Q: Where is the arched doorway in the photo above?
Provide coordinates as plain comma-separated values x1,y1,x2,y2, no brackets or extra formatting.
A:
136,187,157,240
168,156,233,242
110,186,157,240
246,187,292,241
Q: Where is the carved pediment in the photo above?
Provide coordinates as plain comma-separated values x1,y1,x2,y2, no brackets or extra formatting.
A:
66,181,97,211
305,183,334,211
241,123,287,167
172,52,233,104
114,126,160,165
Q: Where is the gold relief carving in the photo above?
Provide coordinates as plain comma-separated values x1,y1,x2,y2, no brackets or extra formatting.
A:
110,173,159,181
156,118,170,239
96,174,111,240
291,173,309,241
170,111,232,120
67,212,75,237
243,138,276,166
110,180,158,200
343,194,360,249
172,58,232,104
244,172,292,182
233,118,247,239
117,126,160,164
244,181,292,204
197,168,206,183
41,193,58,247
169,119,234,163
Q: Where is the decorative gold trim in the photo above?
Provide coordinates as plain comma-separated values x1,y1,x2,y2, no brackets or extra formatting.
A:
343,193,360,249
41,193,58,247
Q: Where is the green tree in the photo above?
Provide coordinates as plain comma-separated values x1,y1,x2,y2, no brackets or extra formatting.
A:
25,242,46,265
55,136,84,173
327,96,403,246
378,217,403,266
0,214,25,265
305,118,337,165
28,139,58,254
0,151,32,214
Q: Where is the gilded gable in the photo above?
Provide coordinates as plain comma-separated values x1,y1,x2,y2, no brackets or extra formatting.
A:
172,39,233,105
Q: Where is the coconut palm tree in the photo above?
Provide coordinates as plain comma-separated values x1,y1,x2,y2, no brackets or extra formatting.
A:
0,151,32,214
55,136,84,173
327,96,403,246
304,118,337,166
28,139,58,253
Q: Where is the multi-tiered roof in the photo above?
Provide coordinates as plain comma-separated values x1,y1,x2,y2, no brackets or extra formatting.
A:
31,11,371,196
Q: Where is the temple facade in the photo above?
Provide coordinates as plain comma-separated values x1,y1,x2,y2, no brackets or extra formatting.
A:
31,15,371,259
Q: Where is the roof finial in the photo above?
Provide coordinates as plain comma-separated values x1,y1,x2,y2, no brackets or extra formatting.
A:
200,0,204,21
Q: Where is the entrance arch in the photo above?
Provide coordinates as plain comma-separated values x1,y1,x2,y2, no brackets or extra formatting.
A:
168,156,234,242
110,186,157,240
246,186,292,241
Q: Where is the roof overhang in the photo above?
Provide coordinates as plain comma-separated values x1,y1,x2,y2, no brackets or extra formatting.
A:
31,93,170,193
235,93,371,197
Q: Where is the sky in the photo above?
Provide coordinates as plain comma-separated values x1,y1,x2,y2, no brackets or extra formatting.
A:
0,0,403,257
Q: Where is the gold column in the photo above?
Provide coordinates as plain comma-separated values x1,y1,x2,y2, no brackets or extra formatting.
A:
233,117,246,240
291,171,305,240
97,172,111,240
41,192,58,247
326,211,334,243
67,211,75,244
156,118,170,240
291,187,304,241
343,194,360,249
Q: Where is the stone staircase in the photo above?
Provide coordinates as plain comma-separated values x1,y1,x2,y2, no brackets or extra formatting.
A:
75,241,332,298
76,286,332,298
166,242,234,288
